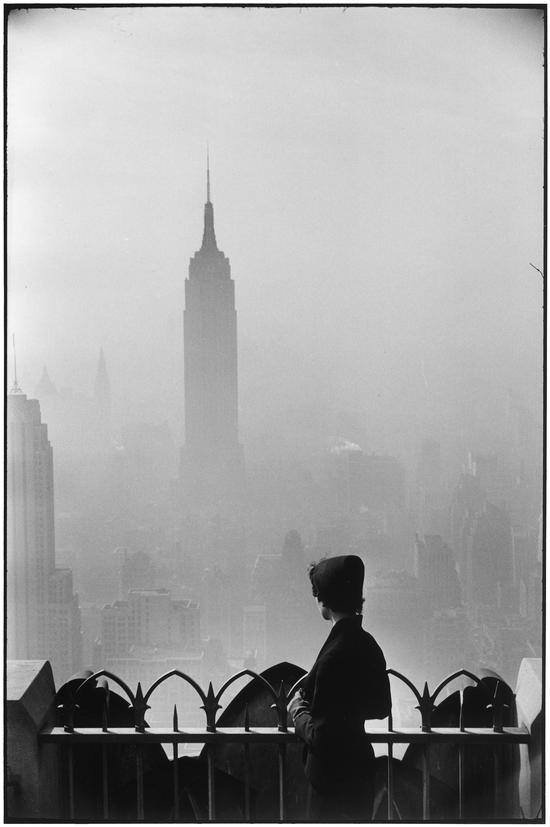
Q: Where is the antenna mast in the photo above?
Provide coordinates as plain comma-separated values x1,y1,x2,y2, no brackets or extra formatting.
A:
207,144,211,203
11,334,23,394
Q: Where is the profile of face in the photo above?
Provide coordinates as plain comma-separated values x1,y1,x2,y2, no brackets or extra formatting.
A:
316,597,332,621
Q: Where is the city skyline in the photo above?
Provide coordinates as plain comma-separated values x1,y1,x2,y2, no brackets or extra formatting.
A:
8,7,543,471
6,2,544,693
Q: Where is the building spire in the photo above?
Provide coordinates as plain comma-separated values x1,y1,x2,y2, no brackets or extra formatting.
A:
36,365,57,399
94,347,111,406
10,334,23,394
201,148,218,252
207,144,211,203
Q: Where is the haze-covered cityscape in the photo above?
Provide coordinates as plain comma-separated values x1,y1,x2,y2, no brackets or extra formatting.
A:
8,6,543,729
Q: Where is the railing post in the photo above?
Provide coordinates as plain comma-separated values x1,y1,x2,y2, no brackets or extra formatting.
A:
422,745,430,820
172,705,180,821
271,681,289,732
243,704,251,820
207,745,216,821
387,710,394,820
278,743,287,821
66,744,75,819
458,689,464,819
101,744,109,820
136,747,144,821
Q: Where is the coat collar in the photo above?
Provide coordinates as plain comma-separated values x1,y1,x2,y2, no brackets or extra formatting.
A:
319,614,363,652
302,616,364,698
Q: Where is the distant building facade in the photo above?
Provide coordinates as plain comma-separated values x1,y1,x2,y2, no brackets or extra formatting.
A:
243,605,267,668
48,568,83,680
96,589,203,725
117,548,157,599
98,589,201,660
414,534,462,613
415,439,447,536
33,349,112,459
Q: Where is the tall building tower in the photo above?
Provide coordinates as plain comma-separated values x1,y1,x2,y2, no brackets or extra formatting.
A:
93,346,111,450
181,157,243,506
7,386,55,660
7,376,82,682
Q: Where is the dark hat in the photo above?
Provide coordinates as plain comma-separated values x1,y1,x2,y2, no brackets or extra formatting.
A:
310,555,364,609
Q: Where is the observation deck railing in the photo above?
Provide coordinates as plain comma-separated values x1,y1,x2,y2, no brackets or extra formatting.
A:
6,659,542,822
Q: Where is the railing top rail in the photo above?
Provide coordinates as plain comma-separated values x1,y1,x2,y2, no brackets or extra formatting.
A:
40,724,531,745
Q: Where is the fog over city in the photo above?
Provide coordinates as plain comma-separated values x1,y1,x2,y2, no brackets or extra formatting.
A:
8,5,543,724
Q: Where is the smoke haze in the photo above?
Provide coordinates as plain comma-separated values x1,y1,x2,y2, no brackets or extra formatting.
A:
9,7,543,455
7,6,544,696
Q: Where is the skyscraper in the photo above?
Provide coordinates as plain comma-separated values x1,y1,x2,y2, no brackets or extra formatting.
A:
181,157,243,507
92,346,111,451
7,388,56,660
7,382,82,682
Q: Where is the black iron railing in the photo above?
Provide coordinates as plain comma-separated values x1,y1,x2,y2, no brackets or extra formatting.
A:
40,667,530,822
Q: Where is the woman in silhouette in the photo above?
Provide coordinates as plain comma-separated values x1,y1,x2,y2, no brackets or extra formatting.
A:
289,555,391,822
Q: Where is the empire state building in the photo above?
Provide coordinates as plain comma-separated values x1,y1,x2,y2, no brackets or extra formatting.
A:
181,160,244,508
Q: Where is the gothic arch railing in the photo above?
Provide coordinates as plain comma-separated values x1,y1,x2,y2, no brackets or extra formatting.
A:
58,665,299,733
57,664,514,736
386,666,509,732
48,663,529,823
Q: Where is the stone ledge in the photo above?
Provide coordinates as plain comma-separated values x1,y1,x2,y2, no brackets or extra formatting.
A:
7,660,56,729
6,660,61,820
515,657,542,731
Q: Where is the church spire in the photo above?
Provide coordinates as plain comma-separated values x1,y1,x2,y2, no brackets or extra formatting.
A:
201,149,218,252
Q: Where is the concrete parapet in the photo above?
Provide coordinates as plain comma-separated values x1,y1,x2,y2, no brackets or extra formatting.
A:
515,657,542,819
6,660,63,820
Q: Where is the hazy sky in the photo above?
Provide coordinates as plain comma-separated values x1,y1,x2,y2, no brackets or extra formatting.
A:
8,6,544,457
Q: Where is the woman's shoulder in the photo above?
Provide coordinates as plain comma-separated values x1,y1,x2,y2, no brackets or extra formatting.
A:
359,628,388,664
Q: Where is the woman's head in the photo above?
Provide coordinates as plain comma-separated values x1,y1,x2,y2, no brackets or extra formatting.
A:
308,555,365,615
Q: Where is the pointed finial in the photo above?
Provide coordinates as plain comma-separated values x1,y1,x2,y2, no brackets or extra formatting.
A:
486,680,511,733
133,682,150,733
270,680,289,732
10,334,23,394
206,144,211,203
415,681,435,732
201,682,222,732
